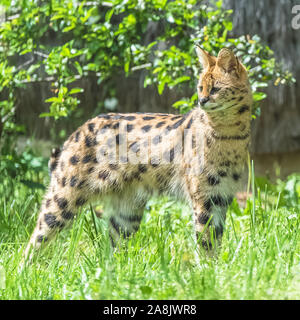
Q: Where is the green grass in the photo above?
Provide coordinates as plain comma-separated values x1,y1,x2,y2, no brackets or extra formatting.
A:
0,169,299,300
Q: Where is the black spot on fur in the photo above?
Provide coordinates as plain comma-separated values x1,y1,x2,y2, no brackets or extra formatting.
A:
204,195,233,212
62,177,66,187
130,142,139,153
141,125,152,133
143,116,155,120
75,197,86,207
165,125,172,132
204,199,212,212
44,213,62,229
119,213,143,223
57,198,68,210
171,115,181,120
126,124,133,132
163,148,175,162
61,210,73,220
210,195,228,207
133,171,142,181
110,217,120,234
49,161,57,172
152,135,162,145
238,105,250,114
109,233,115,247
109,163,119,170
124,171,141,183
123,173,132,182
124,116,136,121
156,121,165,128
172,118,185,129
88,123,95,133
150,156,160,167
113,122,119,130
88,167,95,174
99,170,109,180
37,235,48,243
228,196,234,205
85,135,93,147
113,114,123,120
138,164,147,173
212,131,250,140
46,199,51,208
70,155,79,165
77,180,86,189
51,148,61,158
198,212,210,225
70,176,78,187
101,123,112,133
75,131,80,142
232,173,241,181
98,114,110,119
82,154,92,163
185,117,193,130
207,175,220,186
116,134,124,145
218,171,227,177
202,239,213,250
220,161,231,167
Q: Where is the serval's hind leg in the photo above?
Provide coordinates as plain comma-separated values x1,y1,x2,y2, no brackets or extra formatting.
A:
24,183,89,263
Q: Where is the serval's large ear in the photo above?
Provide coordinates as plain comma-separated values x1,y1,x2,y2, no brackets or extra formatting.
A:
195,45,216,70
217,48,241,74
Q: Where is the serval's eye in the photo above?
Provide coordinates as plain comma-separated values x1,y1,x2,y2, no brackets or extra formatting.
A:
210,87,221,95
199,86,203,92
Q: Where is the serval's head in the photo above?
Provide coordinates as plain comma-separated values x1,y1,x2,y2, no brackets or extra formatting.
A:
195,46,251,113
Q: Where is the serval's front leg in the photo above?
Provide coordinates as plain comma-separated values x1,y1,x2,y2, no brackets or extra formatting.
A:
192,197,231,252
187,178,233,253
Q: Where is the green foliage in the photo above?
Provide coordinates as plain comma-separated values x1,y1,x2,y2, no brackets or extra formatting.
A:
0,0,295,145
0,147,48,198
255,174,300,209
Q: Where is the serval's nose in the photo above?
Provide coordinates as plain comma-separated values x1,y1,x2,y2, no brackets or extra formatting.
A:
200,96,209,106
